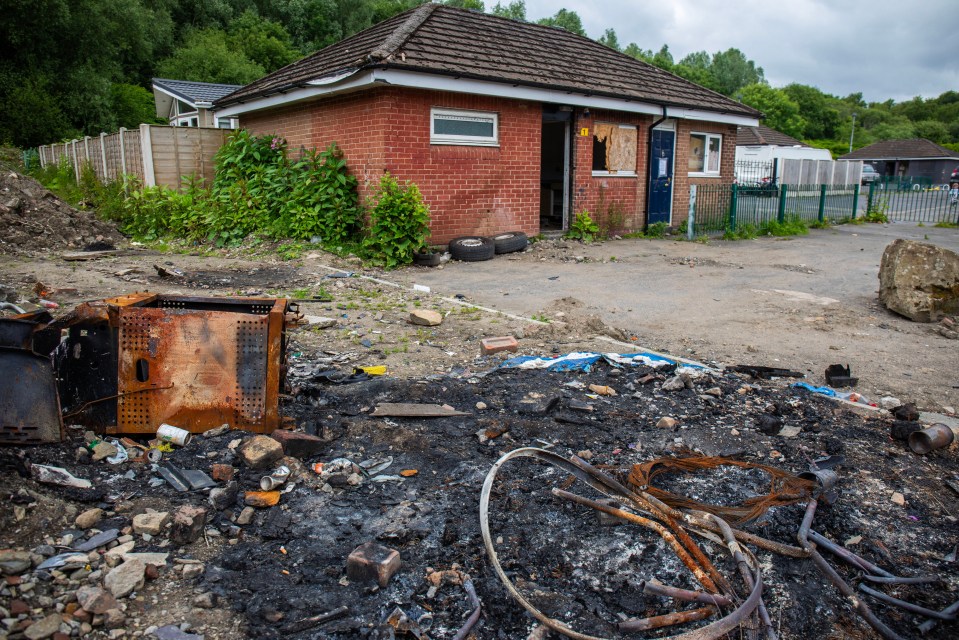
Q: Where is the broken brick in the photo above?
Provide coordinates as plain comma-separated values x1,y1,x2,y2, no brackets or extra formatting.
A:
170,505,208,546
270,430,326,459
210,464,234,482
480,336,518,355
238,435,284,470
346,542,401,587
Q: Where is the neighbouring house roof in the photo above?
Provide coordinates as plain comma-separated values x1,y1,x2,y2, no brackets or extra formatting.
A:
737,125,809,148
840,139,959,161
153,79,244,108
216,5,760,122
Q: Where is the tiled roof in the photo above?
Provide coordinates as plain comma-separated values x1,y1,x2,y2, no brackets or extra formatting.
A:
217,5,759,118
840,139,959,160
153,78,244,106
737,124,808,147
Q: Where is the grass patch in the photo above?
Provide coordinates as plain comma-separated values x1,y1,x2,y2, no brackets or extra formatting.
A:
934,221,959,228
766,216,810,236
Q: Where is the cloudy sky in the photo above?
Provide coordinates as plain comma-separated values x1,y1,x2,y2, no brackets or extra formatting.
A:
523,0,959,103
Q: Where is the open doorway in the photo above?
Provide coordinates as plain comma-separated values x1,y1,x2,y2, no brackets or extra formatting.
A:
540,107,572,231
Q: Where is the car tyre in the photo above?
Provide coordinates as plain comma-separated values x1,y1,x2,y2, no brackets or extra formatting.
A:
448,236,495,262
492,231,528,254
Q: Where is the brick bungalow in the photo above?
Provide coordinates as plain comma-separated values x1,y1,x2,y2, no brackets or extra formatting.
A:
215,4,760,241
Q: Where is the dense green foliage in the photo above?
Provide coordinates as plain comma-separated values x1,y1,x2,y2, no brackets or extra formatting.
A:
4,0,956,156
122,131,359,245
362,173,432,268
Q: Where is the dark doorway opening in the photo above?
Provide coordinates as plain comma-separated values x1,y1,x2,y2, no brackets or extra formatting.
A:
540,107,571,231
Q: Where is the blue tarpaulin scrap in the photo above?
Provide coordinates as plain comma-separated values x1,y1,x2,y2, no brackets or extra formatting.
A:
793,381,873,405
499,352,706,373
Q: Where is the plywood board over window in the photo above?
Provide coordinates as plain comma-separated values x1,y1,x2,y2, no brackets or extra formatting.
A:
593,123,637,175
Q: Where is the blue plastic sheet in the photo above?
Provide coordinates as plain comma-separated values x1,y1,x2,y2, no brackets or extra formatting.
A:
499,351,703,373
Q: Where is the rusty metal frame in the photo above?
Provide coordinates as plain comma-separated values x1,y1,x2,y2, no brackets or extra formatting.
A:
48,292,293,435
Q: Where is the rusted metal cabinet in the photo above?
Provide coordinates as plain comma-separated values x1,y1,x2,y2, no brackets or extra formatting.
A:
55,293,292,435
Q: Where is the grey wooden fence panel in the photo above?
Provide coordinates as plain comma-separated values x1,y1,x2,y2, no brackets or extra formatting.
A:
37,126,228,189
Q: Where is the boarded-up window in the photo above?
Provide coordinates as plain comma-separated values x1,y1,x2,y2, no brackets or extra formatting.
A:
592,123,637,174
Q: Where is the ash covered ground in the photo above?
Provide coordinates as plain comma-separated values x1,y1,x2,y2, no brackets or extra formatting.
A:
2,355,957,639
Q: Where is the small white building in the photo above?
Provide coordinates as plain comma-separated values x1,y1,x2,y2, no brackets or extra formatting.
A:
736,124,831,164
152,78,242,129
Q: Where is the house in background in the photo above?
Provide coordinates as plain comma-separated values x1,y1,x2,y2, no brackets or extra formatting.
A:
152,78,242,129
736,125,830,169
215,5,759,241
840,139,959,185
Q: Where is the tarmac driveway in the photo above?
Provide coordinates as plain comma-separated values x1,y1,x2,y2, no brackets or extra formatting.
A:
396,222,959,411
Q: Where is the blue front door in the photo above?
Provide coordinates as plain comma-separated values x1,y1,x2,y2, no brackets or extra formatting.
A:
648,129,675,225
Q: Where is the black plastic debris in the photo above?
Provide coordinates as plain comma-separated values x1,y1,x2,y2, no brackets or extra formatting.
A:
727,365,804,380
824,364,858,388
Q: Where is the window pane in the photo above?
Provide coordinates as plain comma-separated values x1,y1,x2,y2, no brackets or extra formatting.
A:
707,137,721,172
434,116,494,138
592,136,608,171
688,134,705,172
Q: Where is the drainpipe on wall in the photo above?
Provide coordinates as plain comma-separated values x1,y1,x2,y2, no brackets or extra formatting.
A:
643,106,668,230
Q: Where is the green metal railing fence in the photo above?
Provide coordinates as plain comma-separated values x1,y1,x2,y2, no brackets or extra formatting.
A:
688,183,862,236
864,182,959,224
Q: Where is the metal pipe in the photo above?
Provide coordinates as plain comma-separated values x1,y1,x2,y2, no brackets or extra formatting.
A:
642,581,732,607
798,501,905,640
918,599,959,635
808,531,894,578
858,584,957,621
619,607,714,632
711,515,776,640
552,488,719,594
452,578,482,640
908,423,955,454
861,575,939,586
0,302,26,314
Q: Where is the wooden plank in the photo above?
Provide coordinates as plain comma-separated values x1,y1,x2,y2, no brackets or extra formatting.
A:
62,249,119,261
371,403,469,418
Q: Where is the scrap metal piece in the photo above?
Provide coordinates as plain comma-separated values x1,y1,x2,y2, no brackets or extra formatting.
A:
158,464,215,491
0,347,64,444
797,500,905,640
642,582,732,608
479,447,764,640
726,365,804,380
49,293,293,435
372,403,469,417
858,584,957,620
452,578,482,640
618,607,714,633
74,529,120,552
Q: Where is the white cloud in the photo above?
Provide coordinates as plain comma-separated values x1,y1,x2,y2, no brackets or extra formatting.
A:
523,0,959,102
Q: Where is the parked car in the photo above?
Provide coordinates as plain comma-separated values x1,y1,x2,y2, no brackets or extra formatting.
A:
861,164,880,185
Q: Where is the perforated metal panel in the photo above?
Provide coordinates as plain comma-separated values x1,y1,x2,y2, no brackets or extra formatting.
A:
117,313,152,430
234,318,268,428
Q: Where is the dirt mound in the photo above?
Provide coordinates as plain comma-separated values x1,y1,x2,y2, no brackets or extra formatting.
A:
0,170,125,256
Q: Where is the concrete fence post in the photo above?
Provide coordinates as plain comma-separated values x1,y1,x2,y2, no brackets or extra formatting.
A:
687,184,697,240
99,133,108,180
118,127,127,177
140,124,156,187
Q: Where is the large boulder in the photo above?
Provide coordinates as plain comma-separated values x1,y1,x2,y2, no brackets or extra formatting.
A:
879,239,959,322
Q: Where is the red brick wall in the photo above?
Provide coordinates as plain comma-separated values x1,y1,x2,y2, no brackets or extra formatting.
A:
672,120,737,226
240,88,738,237
241,87,541,243
380,88,541,242
571,110,652,233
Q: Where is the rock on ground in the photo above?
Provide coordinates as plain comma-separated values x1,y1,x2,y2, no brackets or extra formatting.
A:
104,558,146,598
879,239,959,322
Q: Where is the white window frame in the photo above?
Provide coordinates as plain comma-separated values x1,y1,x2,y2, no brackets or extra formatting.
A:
216,117,238,130
591,123,638,177
430,108,498,146
689,132,722,176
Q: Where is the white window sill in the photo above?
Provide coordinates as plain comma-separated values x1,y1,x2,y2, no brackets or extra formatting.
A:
592,171,637,177
430,140,499,147
689,172,721,178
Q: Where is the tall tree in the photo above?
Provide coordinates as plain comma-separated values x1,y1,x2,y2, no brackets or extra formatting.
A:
537,9,586,37
782,83,842,139
490,1,525,20
711,48,764,97
156,28,265,84
739,83,806,139
598,28,621,51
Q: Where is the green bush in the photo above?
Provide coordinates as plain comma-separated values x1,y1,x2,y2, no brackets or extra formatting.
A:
645,221,668,238
109,131,361,247
566,210,599,242
765,216,809,236
361,173,431,269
